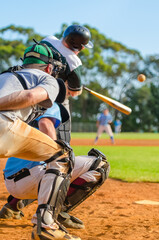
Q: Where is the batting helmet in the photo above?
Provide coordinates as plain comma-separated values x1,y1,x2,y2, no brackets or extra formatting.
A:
63,25,93,51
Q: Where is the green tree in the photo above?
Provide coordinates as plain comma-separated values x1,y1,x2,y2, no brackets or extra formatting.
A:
0,25,44,71
121,85,155,132
68,24,143,124
1,24,158,132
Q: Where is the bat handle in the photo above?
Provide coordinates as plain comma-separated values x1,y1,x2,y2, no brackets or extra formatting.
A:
83,86,91,92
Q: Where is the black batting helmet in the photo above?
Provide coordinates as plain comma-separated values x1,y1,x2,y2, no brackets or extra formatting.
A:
63,25,93,51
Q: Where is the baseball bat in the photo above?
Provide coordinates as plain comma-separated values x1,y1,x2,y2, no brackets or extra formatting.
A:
83,86,132,115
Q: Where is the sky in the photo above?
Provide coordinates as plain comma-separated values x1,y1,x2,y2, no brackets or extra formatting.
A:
0,0,159,57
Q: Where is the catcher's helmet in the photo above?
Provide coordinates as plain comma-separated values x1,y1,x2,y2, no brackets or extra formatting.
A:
63,25,93,51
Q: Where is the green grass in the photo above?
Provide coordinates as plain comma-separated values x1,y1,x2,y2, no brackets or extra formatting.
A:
71,132,159,139
73,146,159,183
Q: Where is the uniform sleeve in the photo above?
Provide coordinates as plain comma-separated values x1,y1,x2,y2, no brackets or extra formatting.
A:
67,66,82,91
36,103,62,128
108,114,113,122
38,75,60,108
97,113,101,121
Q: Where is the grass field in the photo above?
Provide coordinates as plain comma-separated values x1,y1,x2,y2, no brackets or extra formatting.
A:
71,133,159,183
71,132,159,139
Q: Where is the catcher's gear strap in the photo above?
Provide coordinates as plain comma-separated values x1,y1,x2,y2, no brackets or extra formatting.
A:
1,66,48,124
1,65,27,90
64,161,110,213
45,150,64,164
87,148,107,171
88,156,102,171
55,139,75,172
45,139,74,164
55,139,72,150
97,162,110,184
88,148,107,161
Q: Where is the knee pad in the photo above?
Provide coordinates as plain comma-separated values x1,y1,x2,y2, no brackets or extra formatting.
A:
88,148,107,161
88,148,110,181
36,140,75,234
63,148,110,212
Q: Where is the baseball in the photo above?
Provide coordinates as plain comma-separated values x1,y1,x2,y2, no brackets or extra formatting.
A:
137,74,146,82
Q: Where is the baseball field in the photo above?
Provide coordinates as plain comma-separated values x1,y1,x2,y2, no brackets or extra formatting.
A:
0,132,159,240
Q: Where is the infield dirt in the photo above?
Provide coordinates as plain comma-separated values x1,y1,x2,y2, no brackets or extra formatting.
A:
70,138,159,146
0,139,159,240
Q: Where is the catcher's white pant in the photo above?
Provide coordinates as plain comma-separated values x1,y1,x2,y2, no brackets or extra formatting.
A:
5,155,101,201
0,114,69,229
96,124,113,138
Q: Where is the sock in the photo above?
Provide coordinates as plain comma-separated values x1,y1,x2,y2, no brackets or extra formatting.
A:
9,198,20,211
67,178,87,196
95,136,98,142
110,136,114,143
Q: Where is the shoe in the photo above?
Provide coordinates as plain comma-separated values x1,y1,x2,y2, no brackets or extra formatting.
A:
58,212,85,229
110,137,114,144
31,225,81,240
94,137,98,145
0,203,24,220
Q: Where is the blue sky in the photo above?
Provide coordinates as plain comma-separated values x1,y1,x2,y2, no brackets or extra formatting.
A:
1,0,158,56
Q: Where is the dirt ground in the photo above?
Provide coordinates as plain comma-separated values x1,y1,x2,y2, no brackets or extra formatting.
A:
0,139,159,240
70,138,159,146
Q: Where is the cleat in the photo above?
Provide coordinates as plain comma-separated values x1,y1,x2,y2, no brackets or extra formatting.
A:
0,203,24,220
58,212,85,229
31,225,81,240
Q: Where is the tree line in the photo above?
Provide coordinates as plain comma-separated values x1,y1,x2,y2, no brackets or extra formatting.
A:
0,24,159,132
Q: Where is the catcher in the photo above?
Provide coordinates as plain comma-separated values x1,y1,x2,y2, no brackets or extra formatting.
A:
0,43,81,240
1,103,110,239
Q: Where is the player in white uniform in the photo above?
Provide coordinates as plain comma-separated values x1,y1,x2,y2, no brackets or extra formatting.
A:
42,25,94,143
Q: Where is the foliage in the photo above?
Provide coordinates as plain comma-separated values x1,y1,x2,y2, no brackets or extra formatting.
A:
0,25,44,71
0,24,159,132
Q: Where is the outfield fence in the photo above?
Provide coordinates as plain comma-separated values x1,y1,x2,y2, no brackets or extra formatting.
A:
72,122,97,132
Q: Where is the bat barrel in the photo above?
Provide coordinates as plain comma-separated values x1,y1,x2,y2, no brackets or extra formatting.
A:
83,86,132,115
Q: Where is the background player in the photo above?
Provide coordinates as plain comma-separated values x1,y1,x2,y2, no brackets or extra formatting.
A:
94,108,114,145
114,119,122,133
